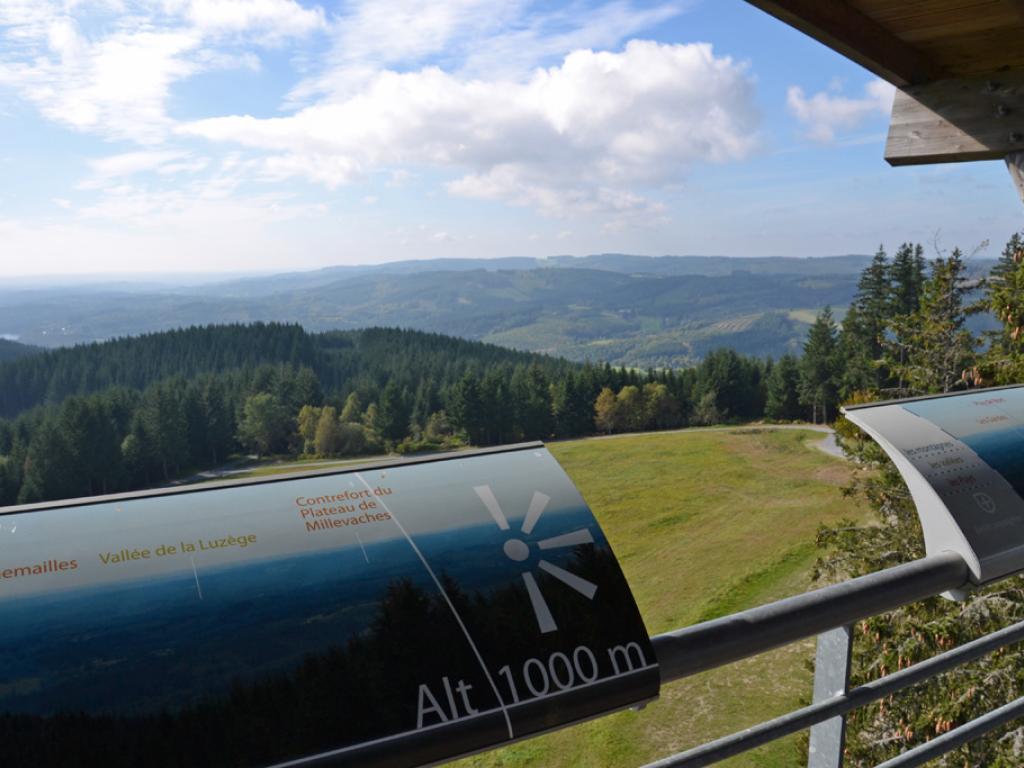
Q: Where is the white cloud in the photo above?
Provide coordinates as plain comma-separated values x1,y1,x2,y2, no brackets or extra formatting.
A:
456,0,685,80
286,0,685,106
82,150,197,188
0,0,322,144
0,22,200,143
287,0,523,103
183,0,325,41
183,40,759,218
786,78,895,142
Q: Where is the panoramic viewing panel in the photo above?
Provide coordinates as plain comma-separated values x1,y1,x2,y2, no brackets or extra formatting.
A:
0,446,657,768
844,387,1024,584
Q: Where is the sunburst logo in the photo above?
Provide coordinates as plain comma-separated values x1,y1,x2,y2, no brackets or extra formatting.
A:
474,485,598,634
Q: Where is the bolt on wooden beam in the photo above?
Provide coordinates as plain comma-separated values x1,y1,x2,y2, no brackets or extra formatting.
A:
886,71,1024,166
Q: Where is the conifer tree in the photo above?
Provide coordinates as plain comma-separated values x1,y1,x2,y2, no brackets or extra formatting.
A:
886,248,977,394
765,354,802,420
982,232,1024,383
841,246,895,393
836,305,878,398
17,418,76,504
202,379,235,464
140,382,189,480
376,380,410,442
890,242,927,316
450,372,487,445
237,393,290,458
514,364,554,441
798,307,840,423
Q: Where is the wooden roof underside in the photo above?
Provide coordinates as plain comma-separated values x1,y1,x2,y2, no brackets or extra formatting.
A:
745,1,1024,171
745,0,1024,86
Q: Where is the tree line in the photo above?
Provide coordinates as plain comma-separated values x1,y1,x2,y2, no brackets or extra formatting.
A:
0,336,776,506
0,235,1005,510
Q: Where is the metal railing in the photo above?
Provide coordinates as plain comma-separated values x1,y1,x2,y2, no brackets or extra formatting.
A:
563,550,1024,768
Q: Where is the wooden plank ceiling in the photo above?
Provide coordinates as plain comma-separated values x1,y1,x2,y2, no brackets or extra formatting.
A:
745,0,1024,85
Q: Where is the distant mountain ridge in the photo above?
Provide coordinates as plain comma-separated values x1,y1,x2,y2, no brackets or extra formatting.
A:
189,253,879,298
0,253,997,367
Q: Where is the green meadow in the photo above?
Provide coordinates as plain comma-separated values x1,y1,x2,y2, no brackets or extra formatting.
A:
456,427,870,768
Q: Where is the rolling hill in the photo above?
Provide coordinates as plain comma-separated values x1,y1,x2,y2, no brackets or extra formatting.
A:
0,254,880,367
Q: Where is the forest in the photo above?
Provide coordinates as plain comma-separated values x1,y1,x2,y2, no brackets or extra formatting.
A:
0,321,773,506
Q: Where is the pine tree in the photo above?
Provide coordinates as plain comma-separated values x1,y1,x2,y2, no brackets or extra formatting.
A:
140,382,189,480
17,418,76,504
836,305,878,398
202,379,235,464
842,247,893,392
449,372,487,445
237,393,290,458
886,249,977,394
514,364,554,441
798,307,840,423
890,242,926,316
376,380,410,442
481,370,514,444
765,355,802,420
982,232,1024,383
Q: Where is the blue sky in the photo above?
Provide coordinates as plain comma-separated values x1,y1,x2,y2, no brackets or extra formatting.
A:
0,0,1021,277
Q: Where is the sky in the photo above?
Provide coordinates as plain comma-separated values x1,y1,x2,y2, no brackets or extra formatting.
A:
0,0,1022,277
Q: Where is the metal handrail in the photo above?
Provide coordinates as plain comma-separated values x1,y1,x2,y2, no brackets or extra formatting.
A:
630,551,1024,768
651,551,970,683
644,607,1024,767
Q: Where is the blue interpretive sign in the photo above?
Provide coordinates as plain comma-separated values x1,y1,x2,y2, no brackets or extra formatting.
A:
0,444,657,768
843,386,1024,588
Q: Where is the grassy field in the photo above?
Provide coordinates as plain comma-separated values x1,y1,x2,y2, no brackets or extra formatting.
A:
453,428,871,768
232,427,870,767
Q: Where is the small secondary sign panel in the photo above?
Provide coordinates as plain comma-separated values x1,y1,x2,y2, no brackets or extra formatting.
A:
0,445,657,768
843,386,1024,585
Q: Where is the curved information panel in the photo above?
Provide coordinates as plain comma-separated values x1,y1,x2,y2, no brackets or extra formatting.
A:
843,386,1024,588
0,444,657,768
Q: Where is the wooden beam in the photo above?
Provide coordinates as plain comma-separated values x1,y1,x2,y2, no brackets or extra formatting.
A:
742,0,944,86
885,70,1024,166
1009,152,1024,206
1002,0,1024,24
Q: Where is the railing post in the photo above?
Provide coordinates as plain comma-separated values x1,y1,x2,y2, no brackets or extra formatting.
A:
807,625,853,768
